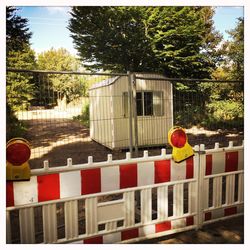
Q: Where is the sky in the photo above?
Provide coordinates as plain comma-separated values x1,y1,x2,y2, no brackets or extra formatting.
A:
15,6,244,56
16,7,74,55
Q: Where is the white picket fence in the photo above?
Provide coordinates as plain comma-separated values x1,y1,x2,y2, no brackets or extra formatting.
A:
6,141,244,244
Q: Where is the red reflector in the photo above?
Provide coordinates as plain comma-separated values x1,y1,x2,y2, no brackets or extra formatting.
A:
7,143,31,165
170,129,187,148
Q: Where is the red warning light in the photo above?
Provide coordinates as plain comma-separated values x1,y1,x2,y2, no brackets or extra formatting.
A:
7,142,31,166
168,126,194,163
170,129,187,148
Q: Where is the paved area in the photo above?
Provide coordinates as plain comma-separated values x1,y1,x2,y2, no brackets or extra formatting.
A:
138,216,244,244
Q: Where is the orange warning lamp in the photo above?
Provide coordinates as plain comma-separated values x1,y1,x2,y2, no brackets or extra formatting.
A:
168,126,194,163
6,138,31,181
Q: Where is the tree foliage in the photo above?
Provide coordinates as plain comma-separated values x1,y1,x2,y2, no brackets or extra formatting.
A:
145,7,222,78
7,46,36,111
6,6,32,53
68,6,221,78
223,18,244,81
205,18,244,128
6,7,36,111
69,7,155,72
6,7,36,140
37,48,85,103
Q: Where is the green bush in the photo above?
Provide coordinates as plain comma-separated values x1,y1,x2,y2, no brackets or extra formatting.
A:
73,102,90,128
174,99,244,131
6,105,27,141
207,100,243,121
174,104,206,128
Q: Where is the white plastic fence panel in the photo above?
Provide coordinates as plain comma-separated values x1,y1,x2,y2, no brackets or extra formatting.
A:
213,176,222,208
103,232,121,243
106,221,117,231
64,200,78,240
203,179,209,209
173,183,184,217
238,173,244,203
85,197,98,235
124,191,135,227
19,207,35,243
6,142,244,244
157,186,168,220
6,211,12,244
42,203,57,243
141,188,152,223
97,201,124,223
226,175,235,205
188,182,196,213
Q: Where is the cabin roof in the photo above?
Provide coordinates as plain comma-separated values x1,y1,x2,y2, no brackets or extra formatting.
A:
89,73,169,91
89,76,120,90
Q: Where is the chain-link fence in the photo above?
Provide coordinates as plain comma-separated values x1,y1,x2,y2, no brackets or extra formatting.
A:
171,79,244,147
133,74,243,157
6,69,244,168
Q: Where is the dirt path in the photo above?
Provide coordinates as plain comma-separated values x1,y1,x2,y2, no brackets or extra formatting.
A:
25,117,121,169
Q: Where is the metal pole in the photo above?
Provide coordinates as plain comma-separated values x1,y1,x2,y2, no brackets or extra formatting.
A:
127,72,133,155
6,68,128,77
132,73,139,157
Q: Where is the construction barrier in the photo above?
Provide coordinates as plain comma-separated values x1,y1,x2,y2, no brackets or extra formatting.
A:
6,142,243,244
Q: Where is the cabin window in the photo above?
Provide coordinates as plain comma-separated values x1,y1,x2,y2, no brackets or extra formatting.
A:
123,91,164,117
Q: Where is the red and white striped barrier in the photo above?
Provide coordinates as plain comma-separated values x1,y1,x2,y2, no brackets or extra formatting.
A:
204,204,244,222
198,142,244,226
6,142,244,244
7,153,194,207
205,147,244,175
72,216,195,244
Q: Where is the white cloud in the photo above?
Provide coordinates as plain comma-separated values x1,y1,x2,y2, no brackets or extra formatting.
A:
45,7,71,15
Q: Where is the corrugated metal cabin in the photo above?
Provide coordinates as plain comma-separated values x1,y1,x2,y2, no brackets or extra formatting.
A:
89,73,173,149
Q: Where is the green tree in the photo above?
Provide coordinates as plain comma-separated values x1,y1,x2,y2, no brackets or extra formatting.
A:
68,6,221,78
69,7,156,72
6,6,32,53
205,18,244,129
37,48,84,103
145,7,221,78
6,7,36,140
223,18,244,81
7,46,36,111
7,6,36,111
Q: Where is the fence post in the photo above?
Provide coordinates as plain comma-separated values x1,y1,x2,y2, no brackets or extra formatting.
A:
131,73,139,157
127,71,133,155
6,211,12,243
197,144,206,229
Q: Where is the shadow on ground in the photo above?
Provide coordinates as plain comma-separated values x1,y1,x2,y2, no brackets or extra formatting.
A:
24,113,243,169
29,131,244,169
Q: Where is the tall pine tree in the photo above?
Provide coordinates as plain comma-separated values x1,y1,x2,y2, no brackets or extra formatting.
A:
6,6,32,53
6,7,36,140
6,6,36,111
